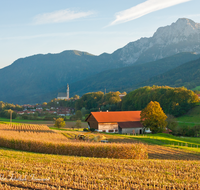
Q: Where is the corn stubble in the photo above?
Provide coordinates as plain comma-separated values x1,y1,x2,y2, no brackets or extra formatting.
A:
0,149,199,190
0,123,199,189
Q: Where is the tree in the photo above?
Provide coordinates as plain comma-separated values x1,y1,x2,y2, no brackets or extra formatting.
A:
122,86,199,117
81,107,87,117
54,118,65,128
75,110,82,120
75,120,82,130
140,101,167,134
105,91,121,105
73,95,80,99
42,102,47,107
166,114,178,134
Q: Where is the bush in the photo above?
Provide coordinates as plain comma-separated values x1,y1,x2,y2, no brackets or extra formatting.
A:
90,128,95,132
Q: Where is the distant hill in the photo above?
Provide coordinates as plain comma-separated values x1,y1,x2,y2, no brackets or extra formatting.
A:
0,50,123,104
135,57,200,89
1,18,200,104
68,52,200,96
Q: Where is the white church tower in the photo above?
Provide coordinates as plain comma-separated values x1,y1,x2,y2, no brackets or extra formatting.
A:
67,84,69,99
57,84,70,100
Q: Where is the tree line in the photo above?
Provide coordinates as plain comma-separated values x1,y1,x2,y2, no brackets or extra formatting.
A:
0,101,22,119
122,86,199,117
75,91,126,113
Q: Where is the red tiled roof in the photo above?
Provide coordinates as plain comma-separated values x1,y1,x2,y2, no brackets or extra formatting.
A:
118,121,143,128
87,111,141,123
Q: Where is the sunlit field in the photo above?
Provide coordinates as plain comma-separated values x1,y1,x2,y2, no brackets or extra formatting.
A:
0,123,200,189
0,148,200,190
0,123,147,159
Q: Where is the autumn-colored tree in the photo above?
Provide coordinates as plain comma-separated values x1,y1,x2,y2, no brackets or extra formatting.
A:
42,102,47,106
73,95,80,99
54,118,65,128
105,91,121,105
140,101,167,134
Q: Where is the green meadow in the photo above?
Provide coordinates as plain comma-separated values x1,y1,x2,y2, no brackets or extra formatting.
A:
176,105,200,127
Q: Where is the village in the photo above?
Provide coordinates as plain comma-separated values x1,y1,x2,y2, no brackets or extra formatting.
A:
17,104,72,117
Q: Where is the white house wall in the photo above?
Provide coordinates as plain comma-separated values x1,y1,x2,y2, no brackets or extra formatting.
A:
98,123,118,132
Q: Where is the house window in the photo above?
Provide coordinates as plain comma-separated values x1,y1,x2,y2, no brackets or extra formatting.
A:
109,130,114,132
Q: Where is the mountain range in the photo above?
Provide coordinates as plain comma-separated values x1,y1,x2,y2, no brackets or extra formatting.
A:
1,18,200,104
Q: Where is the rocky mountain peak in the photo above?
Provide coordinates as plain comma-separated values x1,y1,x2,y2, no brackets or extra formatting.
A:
153,18,200,42
117,18,200,65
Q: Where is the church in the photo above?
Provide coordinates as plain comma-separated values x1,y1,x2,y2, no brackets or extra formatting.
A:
57,84,70,100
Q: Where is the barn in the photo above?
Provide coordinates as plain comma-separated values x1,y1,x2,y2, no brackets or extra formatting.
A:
85,111,144,134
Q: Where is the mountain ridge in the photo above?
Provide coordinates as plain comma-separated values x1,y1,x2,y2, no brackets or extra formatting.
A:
114,18,200,65
68,52,200,96
1,18,200,104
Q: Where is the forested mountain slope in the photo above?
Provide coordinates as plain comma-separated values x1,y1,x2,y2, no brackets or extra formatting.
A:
0,50,123,104
136,57,200,89
69,52,200,96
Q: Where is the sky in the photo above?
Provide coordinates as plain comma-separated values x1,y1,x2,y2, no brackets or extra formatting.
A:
0,0,200,69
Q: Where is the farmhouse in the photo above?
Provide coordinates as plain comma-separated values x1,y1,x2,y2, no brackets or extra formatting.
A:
85,111,144,134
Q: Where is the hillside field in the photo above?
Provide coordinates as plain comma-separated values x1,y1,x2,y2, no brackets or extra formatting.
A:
193,86,200,91
0,123,200,189
176,105,200,127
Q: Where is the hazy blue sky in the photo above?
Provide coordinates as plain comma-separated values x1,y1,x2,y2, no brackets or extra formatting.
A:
0,0,200,68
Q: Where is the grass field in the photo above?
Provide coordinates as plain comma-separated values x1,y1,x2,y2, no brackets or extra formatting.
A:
59,130,200,148
57,130,200,159
176,105,200,127
193,85,200,91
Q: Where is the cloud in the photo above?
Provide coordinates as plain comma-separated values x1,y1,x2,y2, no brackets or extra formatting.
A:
0,32,84,40
33,9,94,25
110,0,191,26
0,31,130,41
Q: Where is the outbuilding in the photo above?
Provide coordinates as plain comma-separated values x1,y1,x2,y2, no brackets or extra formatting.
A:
85,111,144,134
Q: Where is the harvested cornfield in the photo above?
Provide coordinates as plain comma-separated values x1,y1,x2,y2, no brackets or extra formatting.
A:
0,123,68,143
0,123,51,132
0,148,199,190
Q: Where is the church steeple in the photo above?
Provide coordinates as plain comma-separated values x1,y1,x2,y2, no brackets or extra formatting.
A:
67,84,69,99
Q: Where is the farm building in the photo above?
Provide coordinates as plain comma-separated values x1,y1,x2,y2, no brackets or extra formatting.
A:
85,111,144,134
